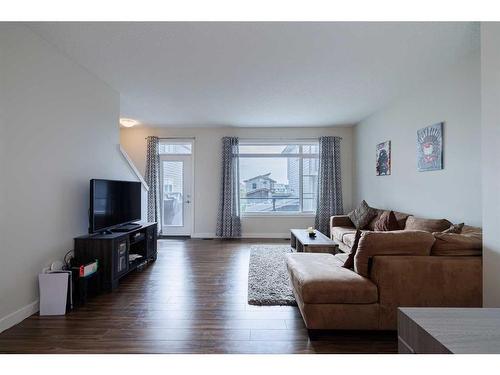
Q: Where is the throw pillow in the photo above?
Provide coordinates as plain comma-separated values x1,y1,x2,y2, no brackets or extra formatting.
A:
342,230,362,269
442,223,465,234
348,200,377,229
374,210,400,231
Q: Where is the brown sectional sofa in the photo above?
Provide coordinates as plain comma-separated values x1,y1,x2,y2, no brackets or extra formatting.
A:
285,209,482,330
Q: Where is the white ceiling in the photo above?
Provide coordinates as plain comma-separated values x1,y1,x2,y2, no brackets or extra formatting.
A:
27,22,479,128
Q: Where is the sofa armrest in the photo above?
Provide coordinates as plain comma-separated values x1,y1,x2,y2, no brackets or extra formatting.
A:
330,215,354,229
354,230,435,277
371,255,482,329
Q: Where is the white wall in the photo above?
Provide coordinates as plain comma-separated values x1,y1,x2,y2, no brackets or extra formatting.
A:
481,23,500,306
354,53,481,226
0,25,139,331
0,65,6,309
121,126,354,238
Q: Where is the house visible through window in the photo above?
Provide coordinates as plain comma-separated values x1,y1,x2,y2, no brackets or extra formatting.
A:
238,141,319,214
159,142,192,155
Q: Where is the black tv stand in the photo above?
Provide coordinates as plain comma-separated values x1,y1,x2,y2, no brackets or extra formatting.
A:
112,223,142,232
74,222,157,291
98,229,114,235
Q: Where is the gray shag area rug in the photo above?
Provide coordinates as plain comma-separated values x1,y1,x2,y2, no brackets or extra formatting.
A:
247,245,297,306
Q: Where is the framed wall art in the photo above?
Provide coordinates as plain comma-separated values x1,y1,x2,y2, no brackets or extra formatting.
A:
417,122,443,172
376,140,391,176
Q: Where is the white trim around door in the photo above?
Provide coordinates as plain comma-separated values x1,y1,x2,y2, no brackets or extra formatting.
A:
159,139,195,236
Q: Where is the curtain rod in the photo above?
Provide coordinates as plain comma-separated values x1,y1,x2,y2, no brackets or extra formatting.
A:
145,136,342,140
239,137,342,141
240,137,318,140
145,136,196,140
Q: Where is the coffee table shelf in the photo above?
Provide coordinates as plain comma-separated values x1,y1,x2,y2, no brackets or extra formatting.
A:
290,229,338,254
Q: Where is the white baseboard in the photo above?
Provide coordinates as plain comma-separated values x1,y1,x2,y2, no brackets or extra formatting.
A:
241,233,289,239
0,300,39,333
191,233,216,238
191,232,289,239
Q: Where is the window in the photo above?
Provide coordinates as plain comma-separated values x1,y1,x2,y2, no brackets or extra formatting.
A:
162,161,184,226
238,141,319,214
159,142,192,155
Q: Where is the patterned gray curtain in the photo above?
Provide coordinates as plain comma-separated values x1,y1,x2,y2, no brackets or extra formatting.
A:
315,136,343,236
145,136,160,224
216,137,241,238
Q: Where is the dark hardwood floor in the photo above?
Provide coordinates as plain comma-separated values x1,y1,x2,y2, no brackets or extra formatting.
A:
0,239,397,354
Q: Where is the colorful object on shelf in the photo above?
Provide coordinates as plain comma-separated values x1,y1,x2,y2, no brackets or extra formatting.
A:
78,260,98,278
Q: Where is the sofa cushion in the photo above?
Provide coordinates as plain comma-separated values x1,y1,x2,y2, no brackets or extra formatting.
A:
331,226,357,243
462,225,482,235
342,230,362,269
394,211,411,229
366,209,384,230
336,241,352,254
342,230,369,248
442,223,464,234
374,210,400,231
348,200,378,229
404,216,452,232
367,209,410,231
334,252,349,265
354,230,435,277
431,227,482,256
343,233,356,248
330,253,350,267
285,253,378,304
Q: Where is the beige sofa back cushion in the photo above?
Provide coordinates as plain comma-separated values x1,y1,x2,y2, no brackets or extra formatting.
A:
354,230,435,277
404,216,452,232
431,226,482,256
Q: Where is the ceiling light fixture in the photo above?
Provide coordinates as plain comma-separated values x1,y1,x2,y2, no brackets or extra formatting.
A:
120,118,139,128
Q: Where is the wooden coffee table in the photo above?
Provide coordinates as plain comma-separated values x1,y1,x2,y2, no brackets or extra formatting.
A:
290,229,338,254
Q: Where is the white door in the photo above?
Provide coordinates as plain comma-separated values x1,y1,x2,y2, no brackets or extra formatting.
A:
159,142,194,236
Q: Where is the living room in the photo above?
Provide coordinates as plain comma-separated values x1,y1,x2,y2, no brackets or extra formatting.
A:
1,1,500,373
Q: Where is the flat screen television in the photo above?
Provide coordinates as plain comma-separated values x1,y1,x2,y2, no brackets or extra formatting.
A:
89,179,141,233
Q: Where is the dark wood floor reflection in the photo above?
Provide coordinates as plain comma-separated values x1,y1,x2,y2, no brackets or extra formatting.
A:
0,239,397,354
